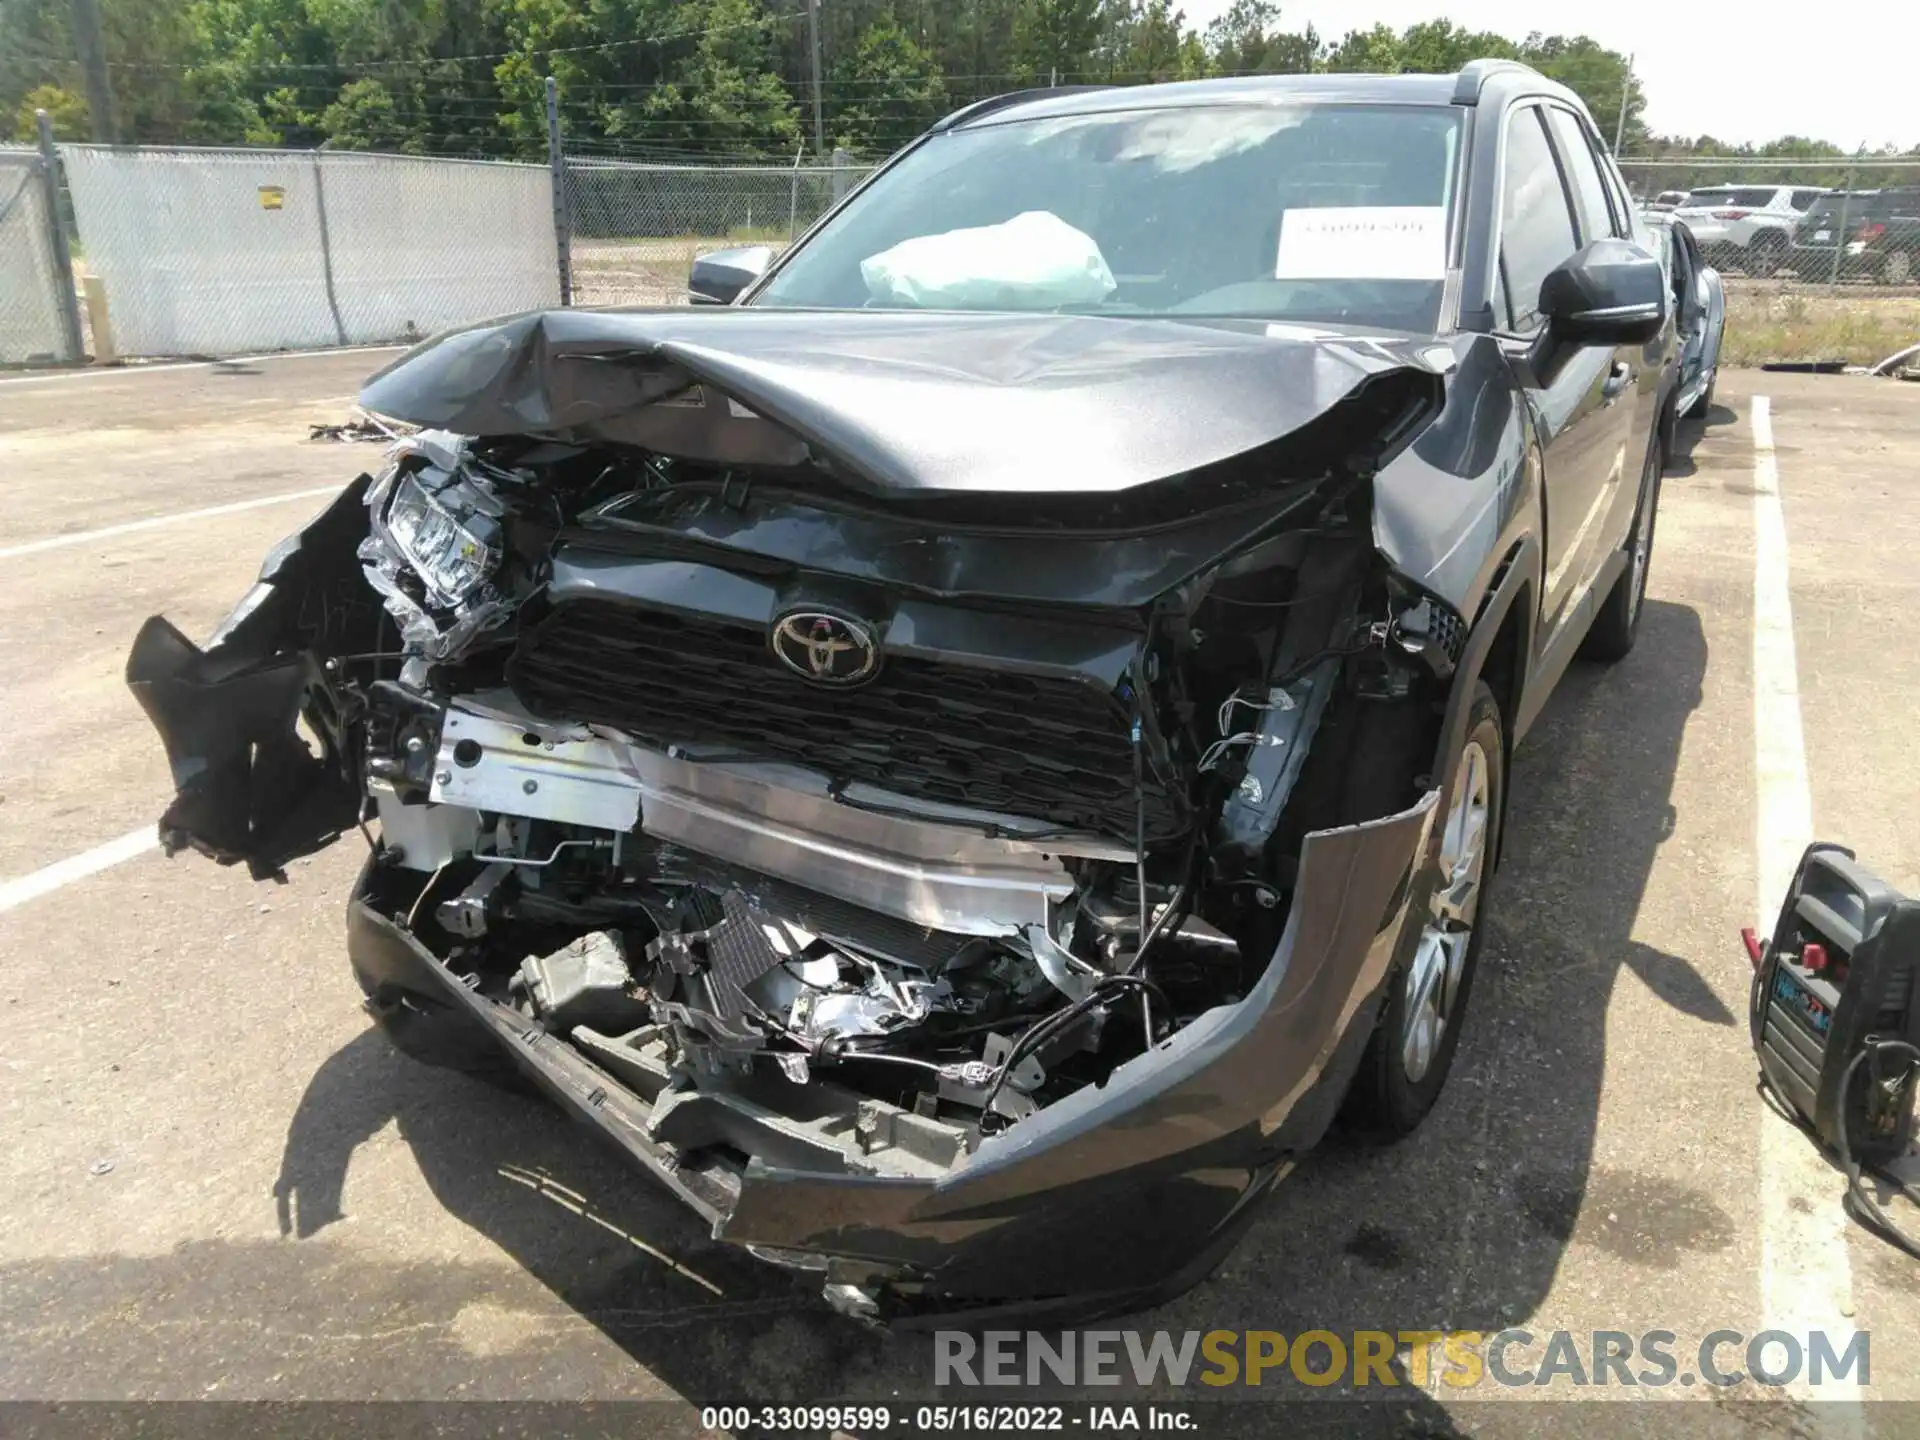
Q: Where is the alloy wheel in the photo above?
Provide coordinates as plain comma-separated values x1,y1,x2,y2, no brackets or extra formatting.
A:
1886,251,1914,285
1401,738,1491,1083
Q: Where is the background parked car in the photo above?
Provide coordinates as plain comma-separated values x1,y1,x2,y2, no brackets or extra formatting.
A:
1644,212,1725,422
1672,184,1826,275
1649,189,1688,211
1789,188,1920,284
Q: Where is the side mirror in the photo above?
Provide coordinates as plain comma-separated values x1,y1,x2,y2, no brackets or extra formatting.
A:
1540,238,1668,346
688,245,775,306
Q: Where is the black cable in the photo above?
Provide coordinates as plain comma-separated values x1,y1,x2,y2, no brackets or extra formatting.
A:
1200,579,1350,610
1836,1040,1920,1260
1269,638,1374,692
1132,710,1148,962
977,973,1169,1131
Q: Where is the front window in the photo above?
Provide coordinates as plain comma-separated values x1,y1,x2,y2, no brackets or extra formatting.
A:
754,103,1464,332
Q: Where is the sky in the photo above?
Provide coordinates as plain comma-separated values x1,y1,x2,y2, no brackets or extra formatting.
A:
1177,0,1920,149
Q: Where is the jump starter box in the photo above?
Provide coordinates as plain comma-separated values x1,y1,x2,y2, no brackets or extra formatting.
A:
1749,843,1920,1164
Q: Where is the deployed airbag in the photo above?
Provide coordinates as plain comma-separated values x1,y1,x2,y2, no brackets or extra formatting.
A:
859,210,1117,310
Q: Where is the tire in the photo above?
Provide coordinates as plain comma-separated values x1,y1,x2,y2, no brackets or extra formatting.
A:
1747,232,1787,277
1883,250,1916,286
1581,426,1663,663
1342,682,1505,1138
1683,372,1716,421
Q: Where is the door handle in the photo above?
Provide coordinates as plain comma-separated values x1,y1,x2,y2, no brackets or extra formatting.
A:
1602,361,1633,401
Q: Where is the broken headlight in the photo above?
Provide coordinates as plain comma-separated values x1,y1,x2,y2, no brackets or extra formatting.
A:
381,467,502,606
359,435,515,661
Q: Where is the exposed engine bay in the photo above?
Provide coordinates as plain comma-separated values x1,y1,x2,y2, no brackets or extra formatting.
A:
126,310,1467,1304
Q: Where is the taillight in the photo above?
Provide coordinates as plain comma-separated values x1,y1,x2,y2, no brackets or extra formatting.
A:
1711,209,1750,220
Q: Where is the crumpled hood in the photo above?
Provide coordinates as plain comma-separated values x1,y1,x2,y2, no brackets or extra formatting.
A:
360,307,1446,497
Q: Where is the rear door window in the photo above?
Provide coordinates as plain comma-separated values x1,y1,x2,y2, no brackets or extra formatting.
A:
1790,189,1824,210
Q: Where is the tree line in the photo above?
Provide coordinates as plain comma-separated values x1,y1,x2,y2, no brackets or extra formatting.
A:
3,0,1909,182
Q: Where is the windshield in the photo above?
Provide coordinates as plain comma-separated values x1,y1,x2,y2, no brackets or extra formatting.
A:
753,103,1463,332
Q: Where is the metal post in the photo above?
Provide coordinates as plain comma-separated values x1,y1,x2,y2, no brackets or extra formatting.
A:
546,75,573,306
831,145,854,200
1828,146,1863,288
788,141,804,242
1612,53,1634,154
67,0,118,143
309,154,348,346
807,0,825,160
34,110,85,363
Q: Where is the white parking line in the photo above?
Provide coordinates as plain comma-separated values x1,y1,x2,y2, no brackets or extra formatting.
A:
1751,395,1863,1420
0,485,342,561
0,827,156,916
0,345,405,387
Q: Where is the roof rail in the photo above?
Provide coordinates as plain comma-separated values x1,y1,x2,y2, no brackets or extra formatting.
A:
1451,59,1542,105
933,85,1114,132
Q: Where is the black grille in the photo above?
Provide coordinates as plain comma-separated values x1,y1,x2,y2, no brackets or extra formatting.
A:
509,599,1181,840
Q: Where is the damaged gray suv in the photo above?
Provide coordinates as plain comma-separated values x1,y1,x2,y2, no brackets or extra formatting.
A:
127,62,1671,1323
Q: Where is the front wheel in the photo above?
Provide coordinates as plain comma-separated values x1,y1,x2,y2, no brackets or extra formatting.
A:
1342,682,1505,1138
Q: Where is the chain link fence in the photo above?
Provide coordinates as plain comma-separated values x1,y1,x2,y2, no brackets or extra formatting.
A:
565,158,872,306
24,120,1920,368
1620,160,1920,286
1619,159,1920,367
0,143,83,366
61,145,560,358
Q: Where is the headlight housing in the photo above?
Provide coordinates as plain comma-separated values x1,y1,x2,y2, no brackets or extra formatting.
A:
358,433,515,662
382,468,502,606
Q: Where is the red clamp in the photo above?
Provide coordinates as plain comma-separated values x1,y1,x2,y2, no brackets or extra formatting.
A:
1741,927,1765,969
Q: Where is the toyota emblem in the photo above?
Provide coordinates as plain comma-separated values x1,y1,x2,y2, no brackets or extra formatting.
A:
770,610,880,686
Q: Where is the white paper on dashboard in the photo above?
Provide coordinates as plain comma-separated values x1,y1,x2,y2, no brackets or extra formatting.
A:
1274,206,1447,281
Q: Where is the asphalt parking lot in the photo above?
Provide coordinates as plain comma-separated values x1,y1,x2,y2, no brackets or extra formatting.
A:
3,352,1919,1431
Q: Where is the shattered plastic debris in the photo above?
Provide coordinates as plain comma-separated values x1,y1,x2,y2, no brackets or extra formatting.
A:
309,411,411,443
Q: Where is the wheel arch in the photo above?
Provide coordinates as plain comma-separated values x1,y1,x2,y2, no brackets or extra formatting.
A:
1427,534,1537,867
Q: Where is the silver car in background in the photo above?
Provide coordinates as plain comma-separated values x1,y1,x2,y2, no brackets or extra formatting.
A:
1672,183,1826,274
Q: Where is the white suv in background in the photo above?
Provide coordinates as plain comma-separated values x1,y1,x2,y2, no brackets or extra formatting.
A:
1673,184,1826,274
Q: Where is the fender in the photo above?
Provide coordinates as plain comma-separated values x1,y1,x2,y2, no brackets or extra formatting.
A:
1427,530,1541,831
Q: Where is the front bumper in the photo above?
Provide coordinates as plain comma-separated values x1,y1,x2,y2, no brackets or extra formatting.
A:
124,477,383,879
347,789,1438,1322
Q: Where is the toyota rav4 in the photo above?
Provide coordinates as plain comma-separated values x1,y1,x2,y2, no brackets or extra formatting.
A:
128,61,1671,1323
